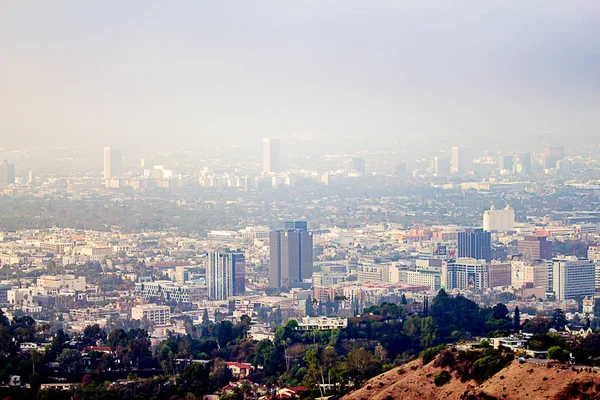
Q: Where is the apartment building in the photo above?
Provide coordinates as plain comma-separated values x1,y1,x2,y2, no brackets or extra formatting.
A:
131,304,171,325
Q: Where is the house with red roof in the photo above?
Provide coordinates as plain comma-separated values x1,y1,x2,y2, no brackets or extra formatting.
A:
225,361,254,379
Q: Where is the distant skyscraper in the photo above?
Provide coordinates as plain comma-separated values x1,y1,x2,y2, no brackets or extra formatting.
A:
270,222,313,289
350,157,366,175
262,138,280,173
0,160,15,188
433,157,450,176
543,146,565,169
517,153,532,174
451,146,472,174
103,147,122,179
556,159,572,175
498,155,513,170
458,228,491,262
207,251,245,300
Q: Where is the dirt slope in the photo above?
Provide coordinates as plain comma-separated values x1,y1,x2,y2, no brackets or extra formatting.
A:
342,358,600,400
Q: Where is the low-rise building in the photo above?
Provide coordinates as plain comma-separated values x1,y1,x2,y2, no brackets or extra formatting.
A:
134,280,203,303
225,362,254,378
37,274,86,292
131,304,171,325
491,337,527,350
296,316,348,331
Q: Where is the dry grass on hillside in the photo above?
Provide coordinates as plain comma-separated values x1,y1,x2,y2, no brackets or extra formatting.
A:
342,356,600,400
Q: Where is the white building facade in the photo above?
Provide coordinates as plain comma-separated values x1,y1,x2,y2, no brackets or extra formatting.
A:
483,205,515,232
552,258,595,301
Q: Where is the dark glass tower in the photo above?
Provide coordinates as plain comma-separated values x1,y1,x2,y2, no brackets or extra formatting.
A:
458,228,492,262
269,222,313,289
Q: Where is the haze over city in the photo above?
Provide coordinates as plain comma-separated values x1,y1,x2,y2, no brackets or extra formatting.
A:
2,1,600,153
3,2,600,400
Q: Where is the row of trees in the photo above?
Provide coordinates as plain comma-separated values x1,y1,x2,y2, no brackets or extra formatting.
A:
4,290,600,400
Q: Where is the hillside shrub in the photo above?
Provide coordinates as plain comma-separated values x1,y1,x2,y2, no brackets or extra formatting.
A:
420,344,447,365
434,370,451,386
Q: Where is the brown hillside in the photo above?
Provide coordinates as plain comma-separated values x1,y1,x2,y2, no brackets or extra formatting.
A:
342,358,600,400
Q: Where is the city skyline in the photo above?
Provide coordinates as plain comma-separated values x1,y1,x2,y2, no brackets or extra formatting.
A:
1,2,600,397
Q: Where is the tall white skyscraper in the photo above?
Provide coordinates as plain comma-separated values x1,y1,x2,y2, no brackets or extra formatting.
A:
262,138,280,173
103,147,122,179
451,146,472,174
207,251,245,300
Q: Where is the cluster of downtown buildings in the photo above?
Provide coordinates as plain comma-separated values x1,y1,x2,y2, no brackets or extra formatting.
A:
1,140,600,340
2,203,599,323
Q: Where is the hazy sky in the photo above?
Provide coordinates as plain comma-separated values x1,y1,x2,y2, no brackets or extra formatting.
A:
1,1,599,152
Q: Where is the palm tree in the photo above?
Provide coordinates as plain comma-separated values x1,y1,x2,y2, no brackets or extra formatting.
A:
30,350,42,374
239,380,252,400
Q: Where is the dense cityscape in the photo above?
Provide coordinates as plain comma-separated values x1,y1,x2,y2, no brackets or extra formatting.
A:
1,139,600,399
3,1,600,399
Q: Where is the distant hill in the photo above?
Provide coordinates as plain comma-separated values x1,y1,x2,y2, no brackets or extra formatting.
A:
342,352,600,400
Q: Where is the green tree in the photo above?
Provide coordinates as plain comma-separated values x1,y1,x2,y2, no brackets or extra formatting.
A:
107,328,127,350
472,354,506,383
345,347,377,388
513,306,520,332
420,316,437,349
50,329,69,356
552,309,567,331
400,294,407,305
215,320,234,348
521,316,552,334
83,323,107,346
306,296,315,317
252,339,279,374
58,348,83,372
434,370,451,386
548,346,570,363
202,308,210,328
492,303,510,321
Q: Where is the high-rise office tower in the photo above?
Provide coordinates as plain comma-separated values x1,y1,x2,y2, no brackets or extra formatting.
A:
498,155,513,170
451,147,472,174
518,236,553,261
103,147,123,179
433,157,450,176
556,159,572,175
350,157,366,175
551,258,595,301
543,146,565,169
0,160,16,188
262,138,280,173
269,222,313,289
458,228,491,262
207,251,245,300
518,153,532,174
